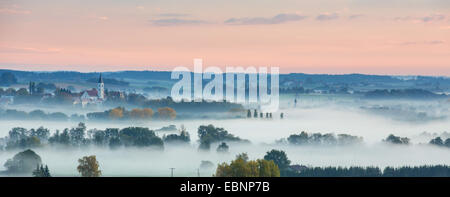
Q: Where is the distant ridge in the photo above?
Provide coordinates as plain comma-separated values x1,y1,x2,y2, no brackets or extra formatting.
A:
0,69,449,84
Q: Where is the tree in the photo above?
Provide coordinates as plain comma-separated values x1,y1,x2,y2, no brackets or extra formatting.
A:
4,149,42,174
142,108,154,119
163,126,190,144
16,88,29,96
32,164,51,177
130,108,145,119
430,137,444,146
197,124,247,151
247,109,251,118
258,159,281,177
253,109,258,118
216,142,229,153
77,155,102,177
31,127,50,141
384,134,409,145
264,149,291,171
158,107,176,120
445,138,450,148
70,122,87,146
109,107,124,119
215,153,280,177
130,108,154,120
119,127,164,148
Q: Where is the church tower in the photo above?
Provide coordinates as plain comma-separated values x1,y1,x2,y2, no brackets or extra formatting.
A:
97,74,104,99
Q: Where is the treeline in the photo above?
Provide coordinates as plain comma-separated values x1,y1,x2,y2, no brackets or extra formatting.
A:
429,137,450,148
86,77,129,86
87,107,176,120
364,89,447,99
0,123,249,151
0,107,177,122
287,165,450,177
0,109,84,121
216,150,450,177
277,132,420,147
278,131,363,146
1,123,172,150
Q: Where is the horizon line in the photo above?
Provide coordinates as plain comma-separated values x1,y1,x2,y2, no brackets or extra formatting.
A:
0,68,449,78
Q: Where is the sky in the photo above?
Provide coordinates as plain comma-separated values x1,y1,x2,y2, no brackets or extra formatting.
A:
0,0,449,75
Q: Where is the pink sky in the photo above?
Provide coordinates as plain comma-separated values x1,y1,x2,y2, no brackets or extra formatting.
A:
0,0,449,75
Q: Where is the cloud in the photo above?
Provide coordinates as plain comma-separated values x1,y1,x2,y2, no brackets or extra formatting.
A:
97,16,109,21
157,13,190,17
0,6,31,15
0,46,62,53
420,14,445,22
150,18,208,26
426,40,445,45
316,13,339,21
396,40,445,46
395,14,446,23
224,13,307,25
88,15,109,22
348,14,364,20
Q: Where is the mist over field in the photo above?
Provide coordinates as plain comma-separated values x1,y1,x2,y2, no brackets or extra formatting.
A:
1,95,449,176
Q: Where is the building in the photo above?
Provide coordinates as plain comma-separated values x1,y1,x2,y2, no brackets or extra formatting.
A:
73,74,106,107
97,74,104,99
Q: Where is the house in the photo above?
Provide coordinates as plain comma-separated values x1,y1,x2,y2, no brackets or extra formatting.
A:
73,74,105,107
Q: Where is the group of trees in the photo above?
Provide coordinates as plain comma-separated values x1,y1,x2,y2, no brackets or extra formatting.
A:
263,150,291,176
215,153,280,177
0,107,177,122
364,89,447,99
162,125,190,144
246,109,275,119
0,123,253,151
0,109,74,121
87,107,176,121
214,150,293,177
383,134,410,145
284,131,363,146
214,149,450,177
287,165,450,177
0,123,168,150
429,137,450,148
4,127,50,150
0,123,232,151
3,149,42,175
32,164,51,177
1,149,102,177
197,124,249,151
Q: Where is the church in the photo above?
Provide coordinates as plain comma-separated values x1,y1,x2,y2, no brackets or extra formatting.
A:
74,74,105,107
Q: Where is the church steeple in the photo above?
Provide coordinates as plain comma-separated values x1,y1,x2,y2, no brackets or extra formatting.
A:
97,74,104,99
98,73,104,83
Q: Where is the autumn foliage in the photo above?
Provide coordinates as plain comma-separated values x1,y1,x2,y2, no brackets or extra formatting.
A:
130,108,154,119
157,107,176,120
215,153,280,177
109,107,124,119
77,155,102,177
